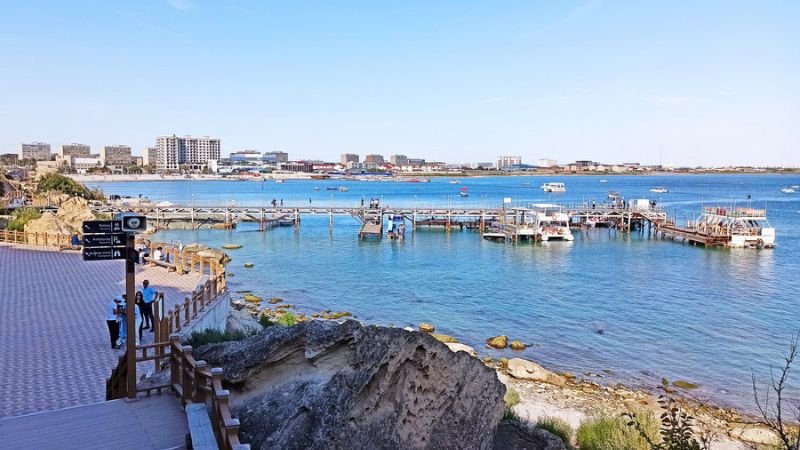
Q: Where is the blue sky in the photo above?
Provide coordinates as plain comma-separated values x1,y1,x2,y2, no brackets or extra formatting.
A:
1,1,797,166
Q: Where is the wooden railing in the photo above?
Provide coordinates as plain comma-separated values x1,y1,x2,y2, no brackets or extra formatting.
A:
108,335,249,450
0,229,76,248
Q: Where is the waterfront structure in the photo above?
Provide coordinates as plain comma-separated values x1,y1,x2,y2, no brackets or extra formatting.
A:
20,142,51,161
341,153,359,165
282,161,314,173
475,162,495,169
143,147,158,166
407,158,426,167
264,151,289,164
230,150,263,164
61,143,91,160
72,157,103,174
497,155,522,169
102,145,132,172
365,154,385,164
537,158,558,167
390,154,409,166
155,135,221,172
132,156,144,166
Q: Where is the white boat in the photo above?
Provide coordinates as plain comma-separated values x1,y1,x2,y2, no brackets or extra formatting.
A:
540,182,566,193
338,186,349,192
459,187,469,197
482,232,506,241
607,191,621,200
791,185,799,189
781,187,796,194
650,187,669,194
531,204,574,241
275,179,285,183
449,180,461,184
689,207,775,248
599,179,608,183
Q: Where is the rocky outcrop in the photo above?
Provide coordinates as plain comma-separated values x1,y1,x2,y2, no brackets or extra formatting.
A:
487,335,508,349
226,308,263,336
195,320,506,450
24,196,101,246
445,342,478,357
506,358,566,387
493,421,567,450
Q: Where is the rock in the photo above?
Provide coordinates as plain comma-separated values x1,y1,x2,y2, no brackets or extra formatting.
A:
483,356,493,364
493,421,567,450
244,294,262,303
562,372,576,380
226,308,263,335
499,358,509,369
728,423,778,445
24,196,103,246
195,320,505,450
222,243,242,249
268,297,282,304
509,340,526,351
672,380,699,389
506,358,566,387
487,335,508,349
445,343,478,357
431,333,457,343
197,248,228,263
418,322,435,333
244,263,254,268
321,311,352,320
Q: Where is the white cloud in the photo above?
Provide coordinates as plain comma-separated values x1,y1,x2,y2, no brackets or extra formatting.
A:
167,0,195,11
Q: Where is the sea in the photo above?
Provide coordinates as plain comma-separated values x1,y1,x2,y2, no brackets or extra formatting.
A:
86,174,800,412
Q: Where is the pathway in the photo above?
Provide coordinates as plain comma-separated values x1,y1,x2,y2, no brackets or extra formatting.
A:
0,244,201,418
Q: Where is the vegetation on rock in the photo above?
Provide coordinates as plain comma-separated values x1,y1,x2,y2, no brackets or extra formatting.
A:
36,173,88,197
8,207,41,231
185,328,253,348
536,416,574,448
578,413,657,450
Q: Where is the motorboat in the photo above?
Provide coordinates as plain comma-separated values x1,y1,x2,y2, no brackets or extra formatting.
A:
650,187,669,194
688,207,775,248
449,180,461,184
275,179,285,183
459,187,469,197
599,179,608,183
607,191,621,200
531,204,574,241
313,187,320,191
326,187,338,191
781,187,796,194
540,182,566,193
482,232,506,241
338,186,349,192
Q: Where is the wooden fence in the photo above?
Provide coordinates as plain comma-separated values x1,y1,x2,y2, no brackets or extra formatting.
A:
0,229,76,248
107,335,249,450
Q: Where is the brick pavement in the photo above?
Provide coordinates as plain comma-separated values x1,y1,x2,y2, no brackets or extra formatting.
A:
0,244,202,418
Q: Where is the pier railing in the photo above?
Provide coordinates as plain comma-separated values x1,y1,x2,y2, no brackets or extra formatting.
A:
108,335,248,450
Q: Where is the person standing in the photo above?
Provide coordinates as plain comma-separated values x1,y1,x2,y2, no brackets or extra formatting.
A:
141,279,159,332
135,291,145,344
106,297,122,349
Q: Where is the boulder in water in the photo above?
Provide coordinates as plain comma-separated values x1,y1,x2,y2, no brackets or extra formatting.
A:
487,335,508,349
506,358,566,387
195,320,506,450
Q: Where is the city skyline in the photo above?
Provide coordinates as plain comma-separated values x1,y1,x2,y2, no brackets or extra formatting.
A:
1,1,798,166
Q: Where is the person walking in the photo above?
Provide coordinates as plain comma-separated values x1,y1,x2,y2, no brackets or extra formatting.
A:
135,291,145,344
106,297,122,349
141,279,159,332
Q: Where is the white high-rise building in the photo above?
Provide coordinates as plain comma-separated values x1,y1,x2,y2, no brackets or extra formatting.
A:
497,155,522,169
537,158,558,167
155,135,221,171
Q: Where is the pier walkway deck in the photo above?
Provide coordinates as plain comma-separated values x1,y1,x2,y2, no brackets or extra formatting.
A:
0,395,188,450
0,244,202,418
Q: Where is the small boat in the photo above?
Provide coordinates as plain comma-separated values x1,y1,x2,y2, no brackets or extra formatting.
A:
649,187,669,194
791,185,799,189
607,191,621,200
781,187,796,194
540,182,566,193
314,187,320,191
277,218,296,226
326,187,338,191
459,187,469,197
599,179,608,183
449,180,461,184
338,186,349,192
482,232,506,241
275,179,285,183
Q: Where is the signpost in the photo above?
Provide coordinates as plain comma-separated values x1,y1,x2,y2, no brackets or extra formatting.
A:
82,216,146,400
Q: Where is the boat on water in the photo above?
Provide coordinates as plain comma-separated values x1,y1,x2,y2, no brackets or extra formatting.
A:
791,185,800,189
682,207,775,248
387,215,406,240
459,187,469,197
781,187,796,194
482,232,506,241
326,187,338,190
531,204,574,241
599,179,608,183
650,187,669,194
449,180,461,184
275,179,285,183
313,187,320,191
607,191,621,200
541,182,566,193
338,186,349,192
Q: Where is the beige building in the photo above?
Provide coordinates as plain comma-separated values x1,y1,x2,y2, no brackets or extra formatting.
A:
155,135,221,171
390,154,408,166
365,154,385,164
102,145,132,172
61,143,91,159
20,142,52,161
143,147,158,166
72,157,103,174
497,155,522,169
341,153,359,165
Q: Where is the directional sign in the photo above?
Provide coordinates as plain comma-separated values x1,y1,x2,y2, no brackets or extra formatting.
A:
82,220,122,234
82,247,127,261
82,233,127,248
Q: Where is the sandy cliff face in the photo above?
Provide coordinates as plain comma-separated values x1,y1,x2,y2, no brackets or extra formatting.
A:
23,197,102,245
196,320,510,450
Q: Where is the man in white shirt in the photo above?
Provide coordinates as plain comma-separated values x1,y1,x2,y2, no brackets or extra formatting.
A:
153,247,164,262
106,298,122,349
141,279,159,332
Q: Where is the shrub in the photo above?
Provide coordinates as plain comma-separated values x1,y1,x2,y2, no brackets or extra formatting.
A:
184,328,252,348
503,406,521,422
536,416,574,447
36,172,88,197
277,311,297,327
578,413,657,450
8,207,41,231
504,387,520,408
259,314,276,328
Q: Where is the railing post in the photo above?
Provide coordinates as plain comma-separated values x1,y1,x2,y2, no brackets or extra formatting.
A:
153,299,162,372
181,345,194,405
194,361,208,404
184,297,191,325
192,291,199,318
169,334,181,392
210,368,225,448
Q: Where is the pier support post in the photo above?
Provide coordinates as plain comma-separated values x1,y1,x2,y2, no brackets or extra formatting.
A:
329,210,333,231
413,210,417,231
294,209,299,229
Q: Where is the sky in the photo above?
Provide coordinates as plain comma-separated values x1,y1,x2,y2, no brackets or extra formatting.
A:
0,1,798,167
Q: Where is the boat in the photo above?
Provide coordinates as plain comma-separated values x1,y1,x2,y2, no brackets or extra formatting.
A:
459,187,469,197
531,204,574,241
338,186,349,192
326,187,338,191
314,187,320,191
449,180,461,184
387,215,406,240
781,187,796,194
684,206,775,248
791,185,799,189
599,179,608,183
275,179,285,183
482,232,506,241
540,182,566,193
607,191,621,200
650,187,669,194
277,218,296,226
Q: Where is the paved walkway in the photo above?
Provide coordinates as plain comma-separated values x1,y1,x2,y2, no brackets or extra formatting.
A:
0,244,202,418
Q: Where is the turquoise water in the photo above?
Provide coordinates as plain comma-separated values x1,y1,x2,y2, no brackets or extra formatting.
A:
88,174,800,411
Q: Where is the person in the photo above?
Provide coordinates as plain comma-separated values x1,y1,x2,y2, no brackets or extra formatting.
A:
153,246,164,262
106,297,122,349
280,199,283,206
134,291,145,344
117,295,127,347
70,233,81,248
271,198,277,207
140,280,158,332
360,198,364,207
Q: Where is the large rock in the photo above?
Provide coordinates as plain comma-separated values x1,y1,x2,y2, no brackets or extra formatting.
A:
55,196,97,230
24,196,101,246
445,343,478,357
506,358,567,387
226,308,263,335
493,421,567,450
195,320,505,450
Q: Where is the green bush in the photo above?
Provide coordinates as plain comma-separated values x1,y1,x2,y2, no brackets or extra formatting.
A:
277,311,297,327
36,172,88,196
184,328,252,348
504,387,520,408
577,413,657,450
8,207,42,231
259,315,276,328
536,416,574,447
503,406,521,422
